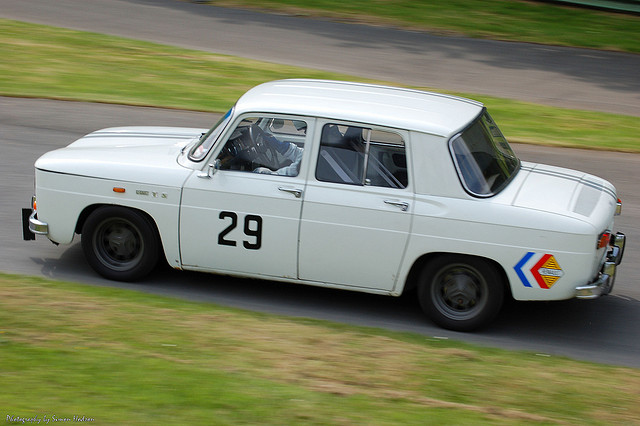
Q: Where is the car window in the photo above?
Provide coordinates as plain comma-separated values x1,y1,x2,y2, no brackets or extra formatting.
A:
215,116,307,177
189,107,234,161
450,110,520,197
316,124,408,188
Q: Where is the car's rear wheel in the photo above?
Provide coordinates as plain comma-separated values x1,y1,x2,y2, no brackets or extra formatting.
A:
418,255,504,331
81,206,159,281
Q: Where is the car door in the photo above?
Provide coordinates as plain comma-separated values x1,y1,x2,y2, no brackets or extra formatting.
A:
179,115,311,279
298,122,413,291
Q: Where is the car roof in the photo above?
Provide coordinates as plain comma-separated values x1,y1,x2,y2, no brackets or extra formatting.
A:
234,79,484,137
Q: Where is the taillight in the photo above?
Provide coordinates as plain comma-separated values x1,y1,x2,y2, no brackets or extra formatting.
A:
597,231,611,249
615,198,622,216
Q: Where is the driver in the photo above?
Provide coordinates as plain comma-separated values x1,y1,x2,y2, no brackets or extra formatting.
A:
217,121,304,176
253,133,303,177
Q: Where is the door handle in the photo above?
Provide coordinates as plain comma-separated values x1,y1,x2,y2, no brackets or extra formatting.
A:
384,200,409,211
278,187,303,198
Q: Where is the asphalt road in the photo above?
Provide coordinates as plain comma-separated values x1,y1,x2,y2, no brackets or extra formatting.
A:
1,0,639,367
1,0,639,116
2,97,639,368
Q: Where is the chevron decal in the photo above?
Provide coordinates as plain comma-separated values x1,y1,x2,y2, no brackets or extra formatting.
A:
514,252,564,289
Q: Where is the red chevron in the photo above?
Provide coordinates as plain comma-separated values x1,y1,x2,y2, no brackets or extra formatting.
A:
531,254,552,289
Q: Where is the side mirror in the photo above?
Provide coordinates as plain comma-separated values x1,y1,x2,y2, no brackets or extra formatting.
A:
198,159,221,179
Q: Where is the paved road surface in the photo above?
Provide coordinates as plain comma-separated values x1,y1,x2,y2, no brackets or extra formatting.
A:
1,0,639,116
2,98,639,368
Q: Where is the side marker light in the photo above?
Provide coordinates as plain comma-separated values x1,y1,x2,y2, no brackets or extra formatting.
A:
113,187,126,193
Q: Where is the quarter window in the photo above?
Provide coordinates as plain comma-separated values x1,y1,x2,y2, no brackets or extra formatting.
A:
316,124,407,188
189,107,233,161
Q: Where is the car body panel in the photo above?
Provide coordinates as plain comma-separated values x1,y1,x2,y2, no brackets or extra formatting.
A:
179,168,305,279
234,80,483,138
298,178,414,291
35,127,202,186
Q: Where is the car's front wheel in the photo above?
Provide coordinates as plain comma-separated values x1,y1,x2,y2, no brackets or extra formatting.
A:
81,206,159,281
418,255,504,331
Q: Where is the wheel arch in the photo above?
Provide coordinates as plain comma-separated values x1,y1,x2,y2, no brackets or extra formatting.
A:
75,203,165,258
75,204,106,235
403,252,513,300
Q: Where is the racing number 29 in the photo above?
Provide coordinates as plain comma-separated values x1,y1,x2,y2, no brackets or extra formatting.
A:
218,211,262,250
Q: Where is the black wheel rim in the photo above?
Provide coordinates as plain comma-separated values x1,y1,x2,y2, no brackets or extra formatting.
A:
430,263,488,321
93,217,144,271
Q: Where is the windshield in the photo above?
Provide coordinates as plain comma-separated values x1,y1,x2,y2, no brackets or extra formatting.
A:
189,107,234,161
450,110,520,197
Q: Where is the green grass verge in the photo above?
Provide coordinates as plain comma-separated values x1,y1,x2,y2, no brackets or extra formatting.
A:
1,272,639,424
208,0,640,53
1,19,638,151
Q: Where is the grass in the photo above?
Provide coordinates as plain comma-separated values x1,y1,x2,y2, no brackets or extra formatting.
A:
208,0,640,53
1,19,638,151
1,272,640,424
0,19,331,113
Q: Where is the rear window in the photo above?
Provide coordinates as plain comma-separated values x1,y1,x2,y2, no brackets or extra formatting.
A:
450,110,520,197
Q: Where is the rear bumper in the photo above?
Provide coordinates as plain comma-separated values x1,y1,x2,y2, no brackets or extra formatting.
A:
575,232,626,299
21,208,49,240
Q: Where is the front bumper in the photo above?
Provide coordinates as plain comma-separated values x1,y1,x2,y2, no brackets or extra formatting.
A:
575,232,626,299
21,208,49,240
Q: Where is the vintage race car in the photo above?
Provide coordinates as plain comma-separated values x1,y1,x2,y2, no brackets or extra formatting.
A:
22,79,626,331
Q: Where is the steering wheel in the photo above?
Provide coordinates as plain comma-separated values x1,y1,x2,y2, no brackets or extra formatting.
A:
247,124,281,170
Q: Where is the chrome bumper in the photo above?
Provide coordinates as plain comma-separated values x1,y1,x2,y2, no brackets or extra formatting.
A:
575,232,626,299
22,208,49,240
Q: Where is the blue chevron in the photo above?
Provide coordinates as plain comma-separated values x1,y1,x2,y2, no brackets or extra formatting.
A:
514,251,535,287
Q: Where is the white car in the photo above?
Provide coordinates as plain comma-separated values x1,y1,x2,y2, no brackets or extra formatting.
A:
22,79,626,331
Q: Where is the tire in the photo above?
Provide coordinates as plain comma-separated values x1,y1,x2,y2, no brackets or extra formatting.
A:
417,255,504,332
81,206,159,281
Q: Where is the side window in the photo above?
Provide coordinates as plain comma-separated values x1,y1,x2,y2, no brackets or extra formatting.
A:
368,129,408,188
316,124,407,188
316,124,366,185
216,116,307,177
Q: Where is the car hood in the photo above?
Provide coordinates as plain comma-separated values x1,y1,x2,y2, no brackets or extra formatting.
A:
511,162,618,226
35,126,207,186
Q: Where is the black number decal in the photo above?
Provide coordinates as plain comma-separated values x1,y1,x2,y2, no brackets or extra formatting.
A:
218,211,263,250
218,211,237,246
243,215,262,250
